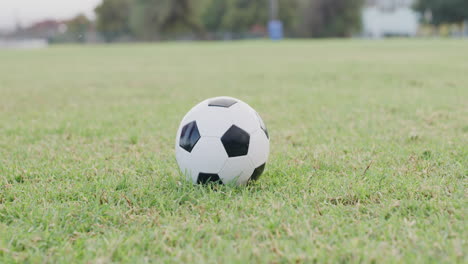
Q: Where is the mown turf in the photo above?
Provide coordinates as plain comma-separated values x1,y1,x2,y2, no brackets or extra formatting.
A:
0,39,466,263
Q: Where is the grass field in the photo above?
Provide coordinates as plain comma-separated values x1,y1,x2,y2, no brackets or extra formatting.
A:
0,40,467,263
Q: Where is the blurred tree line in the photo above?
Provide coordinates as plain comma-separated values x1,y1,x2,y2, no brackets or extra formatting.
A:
95,0,364,41
60,15,92,43
414,0,468,25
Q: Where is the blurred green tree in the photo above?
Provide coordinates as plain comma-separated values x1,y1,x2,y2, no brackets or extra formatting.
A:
297,0,363,38
129,0,206,40
95,0,133,41
222,0,268,33
65,14,92,43
200,0,298,36
414,0,468,25
201,0,228,33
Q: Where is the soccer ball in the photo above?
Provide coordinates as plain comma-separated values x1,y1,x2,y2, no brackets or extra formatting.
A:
175,96,269,185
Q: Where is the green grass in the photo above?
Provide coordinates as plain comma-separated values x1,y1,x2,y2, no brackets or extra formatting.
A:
0,39,466,263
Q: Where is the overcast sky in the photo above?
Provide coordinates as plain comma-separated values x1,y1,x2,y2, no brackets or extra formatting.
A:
0,0,102,31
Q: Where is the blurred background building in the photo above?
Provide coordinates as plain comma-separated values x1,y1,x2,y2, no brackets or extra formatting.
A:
362,0,419,37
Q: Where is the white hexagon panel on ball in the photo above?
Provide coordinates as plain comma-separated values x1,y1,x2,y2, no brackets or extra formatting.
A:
175,96,269,185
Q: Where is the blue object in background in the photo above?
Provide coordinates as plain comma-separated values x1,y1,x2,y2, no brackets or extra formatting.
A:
268,20,283,40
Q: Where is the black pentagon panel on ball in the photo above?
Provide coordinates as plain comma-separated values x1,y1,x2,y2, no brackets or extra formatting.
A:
179,121,200,153
249,163,265,182
197,173,223,184
221,125,250,157
208,98,238,108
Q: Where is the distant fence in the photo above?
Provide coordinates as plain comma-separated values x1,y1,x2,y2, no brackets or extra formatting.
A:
0,38,48,49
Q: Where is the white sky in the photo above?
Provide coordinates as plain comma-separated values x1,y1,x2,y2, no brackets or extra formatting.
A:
0,0,102,31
